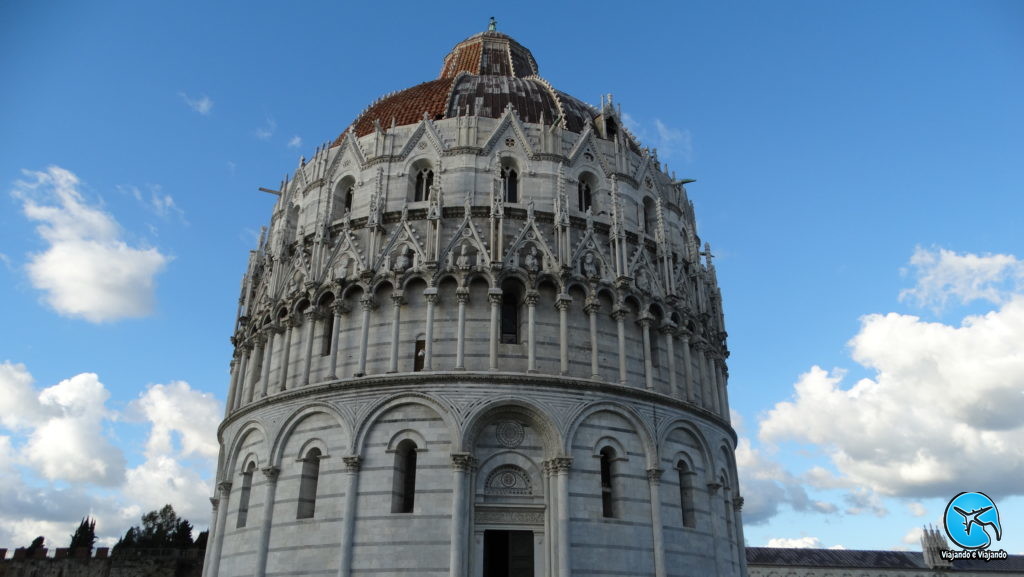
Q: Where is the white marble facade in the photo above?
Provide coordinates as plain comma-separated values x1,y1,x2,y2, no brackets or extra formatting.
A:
205,28,745,577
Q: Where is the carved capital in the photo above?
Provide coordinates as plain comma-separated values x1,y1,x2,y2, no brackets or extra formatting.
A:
646,468,664,483
659,320,678,336
253,332,267,346
488,288,503,306
451,452,477,472
209,497,219,510
733,495,744,512
456,288,471,305
551,457,573,473
261,466,280,481
524,291,540,307
303,309,318,322
555,293,572,311
359,296,376,311
424,289,440,305
331,300,350,315
611,306,628,322
583,297,601,315
638,312,654,327
217,481,233,495
706,481,722,494
391,292,406,307
342,456,362,472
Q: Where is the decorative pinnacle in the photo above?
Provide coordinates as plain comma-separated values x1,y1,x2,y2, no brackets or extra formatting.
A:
488,16,497,31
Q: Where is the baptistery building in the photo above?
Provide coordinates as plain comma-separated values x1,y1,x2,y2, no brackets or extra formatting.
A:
205,23,745,577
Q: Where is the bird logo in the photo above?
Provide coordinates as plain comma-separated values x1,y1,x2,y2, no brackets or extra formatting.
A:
944,492,1003,550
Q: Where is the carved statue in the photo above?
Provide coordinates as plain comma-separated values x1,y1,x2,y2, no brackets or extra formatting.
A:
523,245,540,273
456,243,473,270
393,245,411,273
582,251,599,278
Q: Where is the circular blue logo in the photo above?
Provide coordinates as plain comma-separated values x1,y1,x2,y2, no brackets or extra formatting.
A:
943,492,1002,550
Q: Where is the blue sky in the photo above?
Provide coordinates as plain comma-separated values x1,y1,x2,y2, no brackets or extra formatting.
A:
2,0,1022,555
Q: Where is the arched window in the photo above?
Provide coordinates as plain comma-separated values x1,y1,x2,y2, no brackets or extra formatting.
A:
297,447,322,519
391,439,418,513
334,177,355,219
578,180,592,212
642,197,656,234
501,166,518,204
500,282,521,344
414,168,434,202
414,338,426,372
319,294,335,356
236,461,256,528
599,447,616,518
678,460,696,528
343,185,354,214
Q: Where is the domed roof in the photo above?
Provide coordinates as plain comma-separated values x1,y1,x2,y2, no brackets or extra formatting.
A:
333,28,600,144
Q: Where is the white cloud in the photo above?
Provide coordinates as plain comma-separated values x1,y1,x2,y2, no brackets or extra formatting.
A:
131,381,220,459
760,249,1024,499
287,135,303,149
766,536,845,549
0,362,219,547
178,91,213,115
899,246,1024,311
13,166,169,323
121,184,187,223
254,117,276,141
653,119,694,163
902,526,925,545
907,501,927,517
0,362,125,485
736,436,838,524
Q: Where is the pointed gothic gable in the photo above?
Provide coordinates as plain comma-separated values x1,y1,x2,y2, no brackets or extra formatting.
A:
502,203,558,272
627,244,665,298
325,131,367,179
565,125,611,176
437,204,491,275
374,217,429,273
325,227,366,282
569,225,614,282
632,154,661,200
394,114,448,160
480,104,536,159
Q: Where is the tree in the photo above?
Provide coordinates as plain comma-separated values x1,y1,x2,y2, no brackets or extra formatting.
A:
112,505,196,554
69,517,97,551
25,536,45,556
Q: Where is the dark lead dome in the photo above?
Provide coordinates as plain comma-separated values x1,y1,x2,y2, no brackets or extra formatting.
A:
334,29,600,143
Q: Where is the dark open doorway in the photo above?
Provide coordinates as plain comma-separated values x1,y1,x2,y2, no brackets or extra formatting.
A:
483,530,534,577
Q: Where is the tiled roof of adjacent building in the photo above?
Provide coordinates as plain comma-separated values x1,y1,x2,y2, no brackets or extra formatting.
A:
747,547,1024,573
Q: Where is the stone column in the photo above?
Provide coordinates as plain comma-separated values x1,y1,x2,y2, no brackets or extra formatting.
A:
202,496,219,574
488,289,502,371
206,481,232,577
259,328,276,397
247,334,266,404
733,496,748,577
224,356,239,417
277,319,295,392
300,309,317,386
424,290,438,371
388,292,404,373
543,461,556,577
647,468,666,577
661,323,678,398
449,453,474,577
553,457,572,577
612,306,628,384
234,343,251,410
556,293,571,375
639,313,655,391
455,288,470,370
327,302,348,380
337,456,362,577
679,332,694,403
525,290,539,372
255,466,280,577
356,296,374,377
707,481,723,577
584,297,600,380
